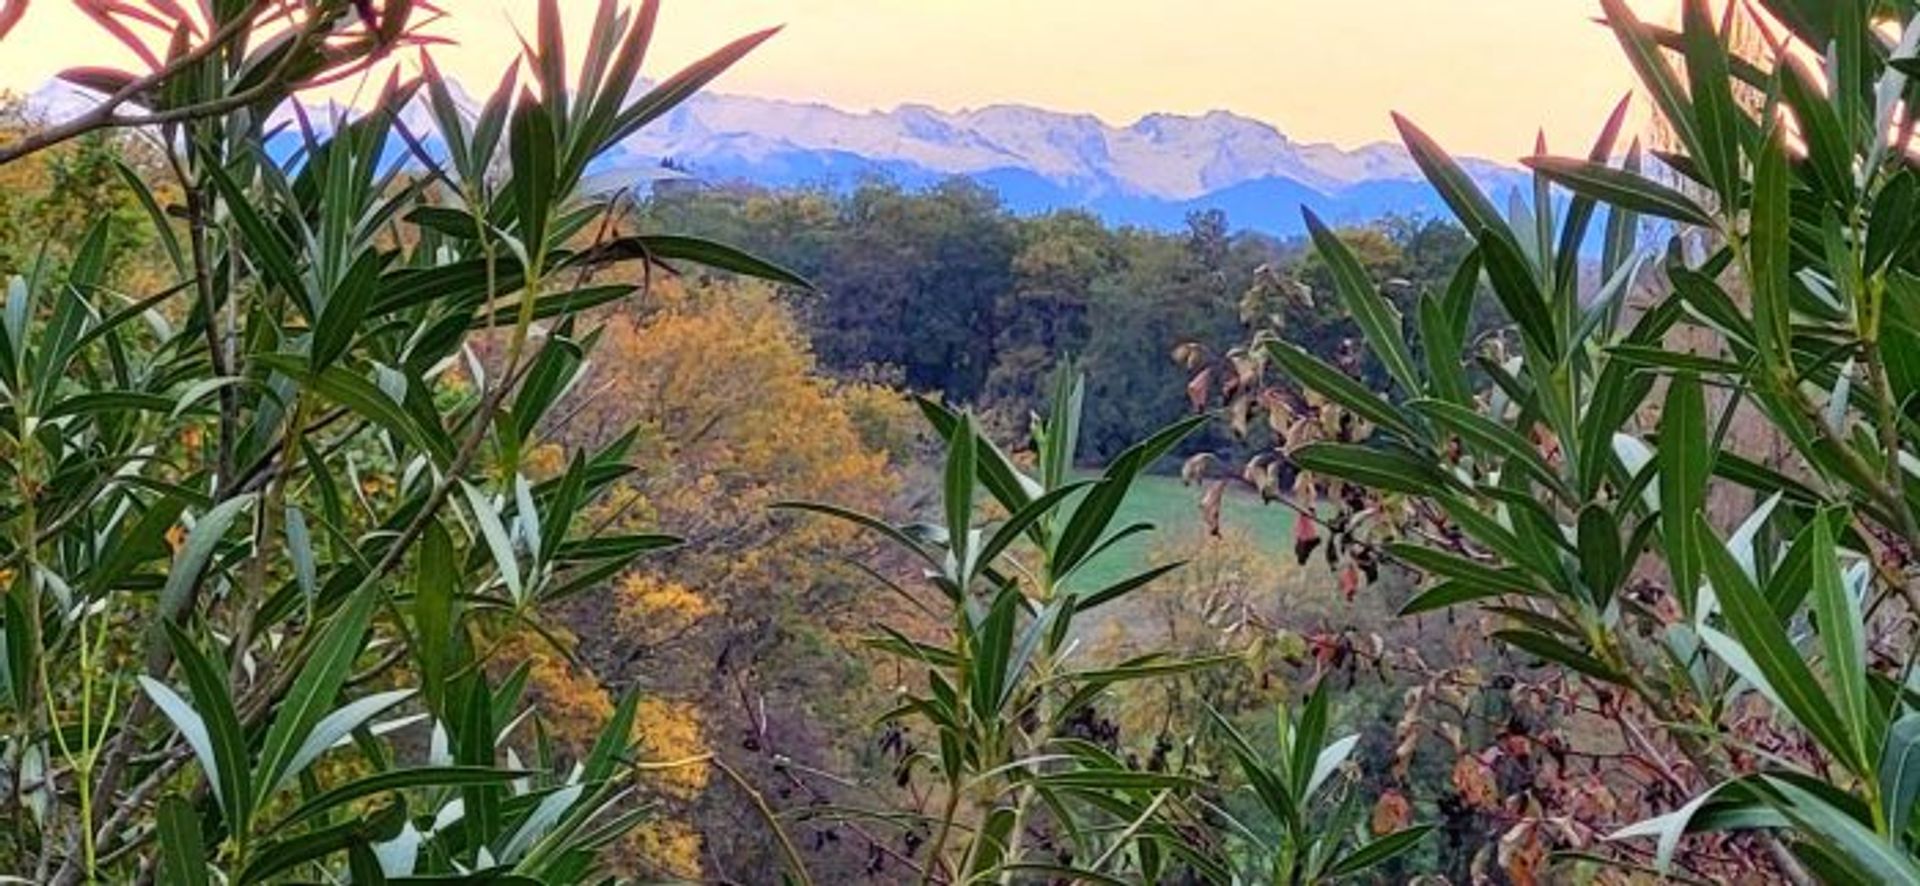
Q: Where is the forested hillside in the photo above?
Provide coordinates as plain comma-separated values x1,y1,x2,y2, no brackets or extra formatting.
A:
637,179,1481,461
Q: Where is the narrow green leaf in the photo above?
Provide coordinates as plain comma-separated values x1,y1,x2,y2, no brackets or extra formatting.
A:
1868,173,1918,275
1290,681,1330,798
508,95,556,260
1053,415,1204,576
1605,344,1743,374
607,27,781,145
280,764,514,834
977,481,1093,571
1660,372,1710,616
1523,156,1715,227
1492,630,1622,684
1781,55,1856,206
1076,560,1186,611
944,412,978,576
916,395,1042,516
256,354,454,467
414,520,457,714
773,500,939,569
1478,229,1560,363
254,583,382,802
1387,543,1539,597
460,481,524,603
1679,0,1741,206
236,799,405,885
1760,776,1920,883
1697,513,1860,772
1607,779,1749,874
573,234,811,289
1265,340,1423,443
1577,505,1624,609
285,505,317,610
966,807,1018,879
1419,293,1471,406
456,674,500,852
160,622,252,831
155,494,255,626
1810,515,1877,766
1063,653,1236,685
155,795,209,886
584,688,640,784
311,252,381,371
1410,398,1568,501
1399,579,1507,615
1205,706,1298,826
534,0,569,124
1042,365,1086,493
287,691,415,785
1291,442,1453,497
971,587,1019,717
115,160,185,274
88,496,189,596
1599,0,1705,170
202,155,312,321
1304,208,1420,393
1555,95,1634,302
1307,734,1359,800
1881,712,1920,839
1328,825,1434,878
1750,126,1793,370
1393,113,1509,244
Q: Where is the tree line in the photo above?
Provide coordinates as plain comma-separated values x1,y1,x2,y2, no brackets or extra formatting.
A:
636,179,1481,463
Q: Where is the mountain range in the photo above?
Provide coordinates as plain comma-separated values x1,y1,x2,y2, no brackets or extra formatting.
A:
28,80,1529,238
606,92,1530,237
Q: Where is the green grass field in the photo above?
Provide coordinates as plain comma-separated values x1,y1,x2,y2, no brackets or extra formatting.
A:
1062,471,1298,595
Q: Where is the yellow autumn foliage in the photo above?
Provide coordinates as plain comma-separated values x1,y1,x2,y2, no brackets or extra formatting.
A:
489,629,614,750
572,280,902,573
624,818,704,880
568,279,916,673
616,573,713,643
519,278,920,878
634,697,710,799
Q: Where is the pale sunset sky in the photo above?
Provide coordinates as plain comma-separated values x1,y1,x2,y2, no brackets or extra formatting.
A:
0,0,1681,160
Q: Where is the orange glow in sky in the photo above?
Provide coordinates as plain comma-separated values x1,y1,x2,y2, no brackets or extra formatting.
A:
0,0,1681,161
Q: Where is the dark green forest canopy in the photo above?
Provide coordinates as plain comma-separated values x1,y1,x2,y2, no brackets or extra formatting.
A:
638,178,1480,461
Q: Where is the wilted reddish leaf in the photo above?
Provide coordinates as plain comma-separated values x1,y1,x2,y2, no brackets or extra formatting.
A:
1228,391,1253,436
1200,480,1225,537
1187,367,1214,412
1181,452,1216,485
0,0,26,41
1531,426,1562,468
1391,732,1419,781
1293,515,1320,565
1244,453,1280,500
1452,754,1499,810
1372,789,1412,835
1228,351,1258,389
1566,775,1618,821
1261,387,1293,434
1498,821,1547,886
